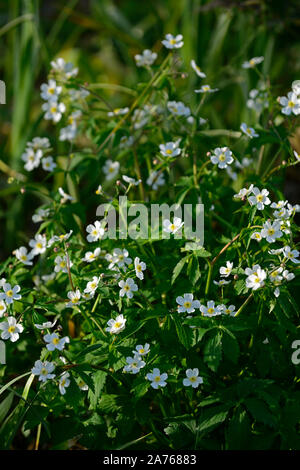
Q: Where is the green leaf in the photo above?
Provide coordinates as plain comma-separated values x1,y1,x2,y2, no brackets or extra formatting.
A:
171,256,188,285
244,398,276,428
203,331,223,372
171,313,192,350
0,393,14,425
187,255,201,285
88,371,107,409
197,403,231,434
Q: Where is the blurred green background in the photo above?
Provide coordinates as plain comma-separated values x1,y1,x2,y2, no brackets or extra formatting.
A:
0,0,299,259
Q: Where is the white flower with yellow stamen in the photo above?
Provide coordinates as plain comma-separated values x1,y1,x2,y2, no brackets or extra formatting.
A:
159,141,181,158
59,372,71,395
240,122,259,138
84,276,100,295
195,84,218,94
167,100,190,117
0,283,21,305
21,147,42,171
82,247,101,263
118,278,138,299
103,159,120,181
0,316,23,342
40,79,62,101
132,343,150,356
283,246,300,264
135,49,157,67
31,360,55,382
86,220,105,243
251,231,262,242
162,33,183,49
54,255,72,274
29,234,47,256
248,187,271,210
42,100,66,122
279,92,300,116
44,333,69,351
211,147,233,169
0,300,7,317
191,59,206,78
123,356,146,374
176,293,200,314
106,314,126,334
219,261,233,277
134,257,146,280
66,290,81,308
183,368,203,388
242,56,264,69
146,368,168,389
260,220,282,243
163,217,184,235
200,300,222,317
15,246,34,266
107,107,129,117
246,267,267,290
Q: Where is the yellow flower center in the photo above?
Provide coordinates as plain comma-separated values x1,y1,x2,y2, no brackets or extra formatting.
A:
288,101,295,108
36,242,43,249
41,368,48,375
268,228,275,235
50,106,57,113
165,149,173,155
219,153,226,161
60,261,66,268
139,348,145,354
114,321,122,328
184,301,192,308
8,326,16,333
170,39,177,45
52,337,60,345
154,375,161,382
190,376,196,382
207,308,214,314
6,290,13,297
256,195,263,202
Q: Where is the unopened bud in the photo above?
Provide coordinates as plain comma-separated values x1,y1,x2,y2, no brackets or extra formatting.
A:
206,151,211,157
20,187,26,194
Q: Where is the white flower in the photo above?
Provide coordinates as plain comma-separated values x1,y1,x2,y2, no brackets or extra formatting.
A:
32,208,50,223
159,141,181,158
210,147,233,169
146,368,168,389
120,135,134,148
183,368,203,388
146,170,165,190
260,220,282,243
133,343,150,356
123,356,146,374
59,125,77,142
0,283,21,305
106,314,126,334
167,100,190,117
42,100,66,122
135,49,157,67
107,107,129,117
234,184,254,200
247,88,269,113
118,278,138,299
268,267,283,283
221,304,236,316
245,264,262,276
122,175,141,186
248,187,271,210
27,137,50,151
50,229,72,245
283,246,300,264
246,267,267,290
251,230,263,242
15,246,34,265
200,300,222,317
84,276,100,295
292,80,300,95
42,156,56,172
58,187,74,203
131,108,149,129
82,247,101,263
59,372,71,395
190,60,206,78
279,92,300,116
21,147,42,171
31,360,55,382
162,33,183,49
176,293,200,314
40,79,62,101
195,84,218,93
34,319,57,330
134,257,146,280
0,316,23,342
109,248,132,269
242,56,264,68
44,333,69,351
50,57,78,78
213,279,231,286
240,123,259,138
282,270,295,281
103,159,120,180
29,234,47,255
86,220,105,242
66,289,81,308
219,261,233,277
54,255,72,274
163,217,184,235
0,300,7,317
